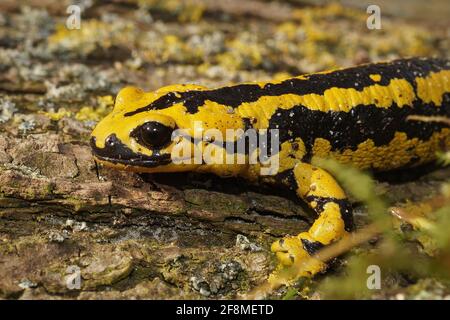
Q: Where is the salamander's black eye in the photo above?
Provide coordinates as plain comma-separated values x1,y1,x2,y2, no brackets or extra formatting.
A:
131,121,173,149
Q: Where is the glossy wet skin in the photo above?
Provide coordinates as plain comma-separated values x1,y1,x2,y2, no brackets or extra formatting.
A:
92,59,450,175
92,58,450,175
91,86,197,173
90,84,247,174
91,58,450,286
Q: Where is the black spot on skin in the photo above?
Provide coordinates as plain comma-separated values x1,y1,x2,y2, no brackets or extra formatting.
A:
90,134,171,168
306,195,355,232
301,239,325,256
125,57,449,116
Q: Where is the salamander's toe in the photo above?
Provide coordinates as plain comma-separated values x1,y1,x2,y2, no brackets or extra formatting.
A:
269,234,327,284
271,236,304,267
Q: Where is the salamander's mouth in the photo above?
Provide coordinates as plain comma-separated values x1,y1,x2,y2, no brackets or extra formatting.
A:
90,134,171,168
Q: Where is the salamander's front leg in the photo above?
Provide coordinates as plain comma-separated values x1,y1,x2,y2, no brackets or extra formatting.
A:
269,162,354,284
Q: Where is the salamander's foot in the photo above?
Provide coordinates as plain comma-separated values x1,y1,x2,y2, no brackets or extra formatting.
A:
269,232,327,285
267,162,353,286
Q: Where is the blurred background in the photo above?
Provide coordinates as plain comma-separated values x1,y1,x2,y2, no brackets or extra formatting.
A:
0,0,449,102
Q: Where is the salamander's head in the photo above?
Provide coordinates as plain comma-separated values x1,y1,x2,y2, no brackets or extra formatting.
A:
91,85,246,174
90,86,199,173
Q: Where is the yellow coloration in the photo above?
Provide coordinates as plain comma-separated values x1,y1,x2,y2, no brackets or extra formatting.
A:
269,162,349,284
75,95,114,122
270,235,326,271
193,100,245,137
292,3,366,22
216,36,264,71
237,78,415,129
276,139,307,173
269,234,326,286
114,87,145,112
48,20,134,53
307,202,346,244
98,95,115,108
42,108,72,121
311,129,450,171
91,59,450,287
138,0,205,23
93,108,176,151
293,162,346,200
75,106,100,122
273,72,293,82
369,74,382,82
416,70,450,106
41,96,114,122
312,138,333,160
156,83,207,94
275,22,300,41
91,86,246,176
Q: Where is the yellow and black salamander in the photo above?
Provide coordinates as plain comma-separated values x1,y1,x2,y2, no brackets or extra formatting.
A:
91,57,450,284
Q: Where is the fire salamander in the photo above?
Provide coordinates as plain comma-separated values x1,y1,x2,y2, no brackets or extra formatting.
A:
91,57,450,285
